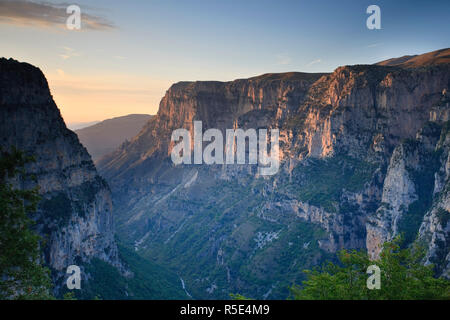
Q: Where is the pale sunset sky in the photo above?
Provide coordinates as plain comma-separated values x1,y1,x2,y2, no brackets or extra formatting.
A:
0,0,449,125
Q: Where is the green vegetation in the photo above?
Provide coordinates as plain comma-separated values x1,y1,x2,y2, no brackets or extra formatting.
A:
291,237,450,300
63,292,77,300
288,155,377,212
229,293,252,300
115,148,446,300
121,172,333,299
0,148,53,299
63,243,187,300
232,218,331,298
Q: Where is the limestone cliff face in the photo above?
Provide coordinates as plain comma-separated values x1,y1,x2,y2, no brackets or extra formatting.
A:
95,71,319,181
98,51,450,298
367,91,450,264
287,65,450,160
101,64,449,183
418,125,450,278
367,123,440,258
0,58,120,277
98,72,325,201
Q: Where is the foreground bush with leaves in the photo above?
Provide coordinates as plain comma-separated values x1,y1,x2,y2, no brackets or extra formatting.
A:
291,237,450,300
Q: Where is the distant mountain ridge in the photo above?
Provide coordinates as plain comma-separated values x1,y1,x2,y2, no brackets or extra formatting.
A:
75,114,152,161
68,121,100,131
376,48,450,68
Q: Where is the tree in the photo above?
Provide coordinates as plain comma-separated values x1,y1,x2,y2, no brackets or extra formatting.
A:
0,148,53,299
291,236,450,300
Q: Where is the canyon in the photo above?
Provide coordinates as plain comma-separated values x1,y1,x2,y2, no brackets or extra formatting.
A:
1,48,449,299
98,48,450,298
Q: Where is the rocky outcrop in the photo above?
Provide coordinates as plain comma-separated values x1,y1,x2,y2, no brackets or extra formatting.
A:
0,58,121,285
288,64,450,161
366,89,450,268
367,123,439,258
418,117,450,277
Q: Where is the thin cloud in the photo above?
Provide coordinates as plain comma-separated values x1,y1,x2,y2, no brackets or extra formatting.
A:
367,43,382,48
0,0,115,30
306,59,322,66
59,46,81,60
276,53,291,65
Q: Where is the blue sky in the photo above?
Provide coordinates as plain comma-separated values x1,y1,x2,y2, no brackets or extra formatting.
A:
0,0,449,123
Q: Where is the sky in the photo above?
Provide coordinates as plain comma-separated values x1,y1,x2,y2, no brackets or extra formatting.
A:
0,0,449,125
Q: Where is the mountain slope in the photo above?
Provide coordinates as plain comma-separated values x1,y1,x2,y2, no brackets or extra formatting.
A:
0,58,190,299
75,114,152,161
68,121,100,131
0,57,125,295
98,50,450,299
67,243,188,299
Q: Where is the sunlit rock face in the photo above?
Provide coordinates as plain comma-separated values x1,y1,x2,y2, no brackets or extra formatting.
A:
0,58,121,283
